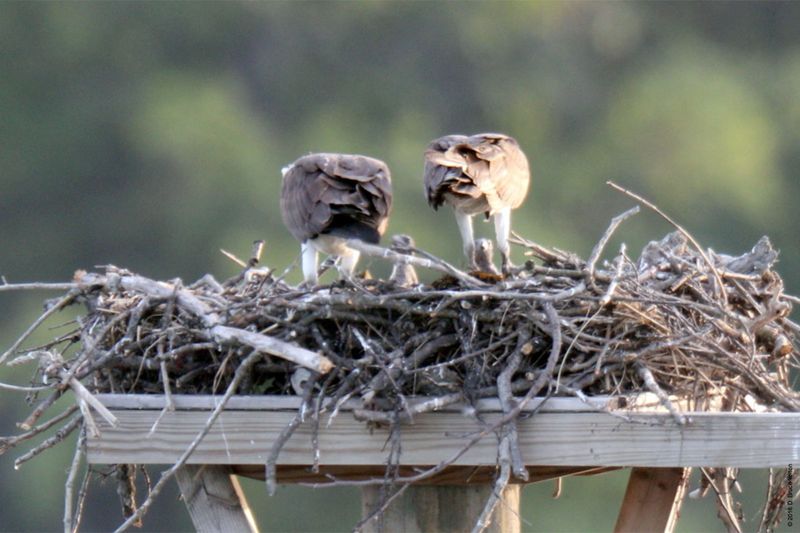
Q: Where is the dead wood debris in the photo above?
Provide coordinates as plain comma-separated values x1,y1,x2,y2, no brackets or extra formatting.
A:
1,204,799,532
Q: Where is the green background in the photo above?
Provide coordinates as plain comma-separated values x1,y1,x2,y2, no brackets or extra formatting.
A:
1,2,798,531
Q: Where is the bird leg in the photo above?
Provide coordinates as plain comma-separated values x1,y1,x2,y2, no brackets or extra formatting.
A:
301,242,319,285
455,211,477,270
316,256,337,279
338,249,361,280
494,208,514,275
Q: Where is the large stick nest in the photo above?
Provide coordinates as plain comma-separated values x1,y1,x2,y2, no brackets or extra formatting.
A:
69,230,799,414
2,205,799,531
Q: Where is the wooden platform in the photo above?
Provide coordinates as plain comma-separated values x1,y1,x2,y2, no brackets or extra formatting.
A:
85,394,799,532
87,394,800,469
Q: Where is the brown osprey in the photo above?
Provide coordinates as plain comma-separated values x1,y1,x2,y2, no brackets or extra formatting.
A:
424,133,530,273
280,153,392,284
388,234,419,287
473,238,500,275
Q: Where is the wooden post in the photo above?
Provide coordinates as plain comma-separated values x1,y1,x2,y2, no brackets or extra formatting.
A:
614,467,690,533
360,485,520,533
175,465,259,533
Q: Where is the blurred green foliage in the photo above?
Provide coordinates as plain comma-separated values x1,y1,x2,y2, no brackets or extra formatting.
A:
1,2,798,531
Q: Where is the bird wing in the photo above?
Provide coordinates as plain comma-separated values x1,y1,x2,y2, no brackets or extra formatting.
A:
463,133,531,212
280,153,392,243
423,135,473,209
424,133,530,213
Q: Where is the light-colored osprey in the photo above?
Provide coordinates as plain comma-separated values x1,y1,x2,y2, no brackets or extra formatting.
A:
280,153,392,284
424,133,530,274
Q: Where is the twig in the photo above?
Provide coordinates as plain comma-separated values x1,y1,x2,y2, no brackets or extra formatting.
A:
346,239,486,287
14,415,81,469
0,282,77,292
496,329,531,481
20,390,63,431
65,373,118,429
211,325,334,374
0,405,78,456
600,244,627,306
0,381,50,392
0,290,79,364
112,349,266,532
265,371,319,496
701,468,743,533
71,465,92,533
509,233,581,266
635,363,687,425
606,181,727,303
64,427,85,533
471,436,512,533
220,249,247,268
585,206,639,286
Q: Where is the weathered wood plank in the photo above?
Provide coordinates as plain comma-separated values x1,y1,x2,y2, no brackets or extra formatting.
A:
87,408,800,468
175,465,259,533
360,485,520,533
92,392,723,412
614,467,690,533
93,393,618,412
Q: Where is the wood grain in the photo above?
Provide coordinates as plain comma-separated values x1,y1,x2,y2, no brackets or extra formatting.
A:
361,485,520,533
614,467,690,533
86,396,800,468
175,465,259,533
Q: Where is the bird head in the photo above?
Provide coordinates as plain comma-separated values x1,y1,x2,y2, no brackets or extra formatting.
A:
391,234,416,251
475,238,494,256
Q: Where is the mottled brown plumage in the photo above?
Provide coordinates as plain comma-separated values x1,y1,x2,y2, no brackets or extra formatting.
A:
389,234,419,287
280,153,392,283
281,153,392,244
423,133,530,272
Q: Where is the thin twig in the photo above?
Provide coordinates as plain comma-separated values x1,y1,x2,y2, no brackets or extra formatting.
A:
71,465,92,533
64,426,85,533
0,405,78,456
635,363,687,425
15,416,81,469
471,436,512,533
0,282,78,292
600,244,627,306
496,328,531,481
112,349,266,532
346,239,485,287
585,206,639,285
265,371,319,496
0,290,79,364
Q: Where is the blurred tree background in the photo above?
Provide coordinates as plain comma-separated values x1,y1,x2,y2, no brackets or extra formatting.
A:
1,2,798,531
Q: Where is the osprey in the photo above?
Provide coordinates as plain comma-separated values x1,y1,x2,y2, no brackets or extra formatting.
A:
424,133,530,274
473,238,500,276
280,153,392,284
388,234,419,288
